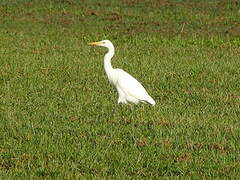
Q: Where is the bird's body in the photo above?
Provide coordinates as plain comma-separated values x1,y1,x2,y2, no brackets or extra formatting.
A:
88,40,155,106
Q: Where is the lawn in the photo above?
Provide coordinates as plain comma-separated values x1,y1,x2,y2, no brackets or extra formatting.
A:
0,0,240,179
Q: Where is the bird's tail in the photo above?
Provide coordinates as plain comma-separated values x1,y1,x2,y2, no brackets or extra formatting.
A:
146,96,156,106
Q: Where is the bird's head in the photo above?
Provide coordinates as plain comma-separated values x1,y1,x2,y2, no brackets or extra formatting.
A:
88,40,114,49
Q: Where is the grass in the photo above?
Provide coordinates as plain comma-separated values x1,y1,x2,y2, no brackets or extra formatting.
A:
0,0,240,179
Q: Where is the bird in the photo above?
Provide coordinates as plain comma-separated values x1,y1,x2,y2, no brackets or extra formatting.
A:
88,40,155,106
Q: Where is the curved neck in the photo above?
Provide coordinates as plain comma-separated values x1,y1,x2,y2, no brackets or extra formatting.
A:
104,46,115,77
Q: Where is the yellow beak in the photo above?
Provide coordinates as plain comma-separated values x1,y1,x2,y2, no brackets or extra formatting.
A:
88,41,102,46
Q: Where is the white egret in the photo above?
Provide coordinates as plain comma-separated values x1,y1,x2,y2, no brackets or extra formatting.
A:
88,40,155,106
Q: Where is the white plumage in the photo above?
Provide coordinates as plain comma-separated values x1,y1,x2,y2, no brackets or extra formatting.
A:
88,40,155,106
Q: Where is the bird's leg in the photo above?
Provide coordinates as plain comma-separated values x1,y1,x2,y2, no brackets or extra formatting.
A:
117,87,127,104
117,97,122,104
124,103,135,113
118,97,127,104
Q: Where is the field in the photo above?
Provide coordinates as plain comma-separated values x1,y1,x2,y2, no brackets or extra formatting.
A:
0,0,240,179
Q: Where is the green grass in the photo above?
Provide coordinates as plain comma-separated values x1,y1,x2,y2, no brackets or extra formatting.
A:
1,0,240,179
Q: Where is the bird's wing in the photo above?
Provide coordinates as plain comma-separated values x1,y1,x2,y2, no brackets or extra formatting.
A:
115,69,151,101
